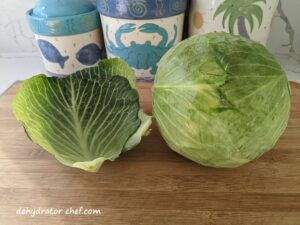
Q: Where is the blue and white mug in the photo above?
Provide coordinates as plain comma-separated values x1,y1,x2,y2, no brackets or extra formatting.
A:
97,0,188,81
27,0,104,77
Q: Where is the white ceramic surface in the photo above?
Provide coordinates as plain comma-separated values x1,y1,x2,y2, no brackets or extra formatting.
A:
189,0,279,45
101,14,184,80
35,29,103,76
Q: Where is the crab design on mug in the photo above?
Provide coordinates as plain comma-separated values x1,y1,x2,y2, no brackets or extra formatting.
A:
105,23,177,75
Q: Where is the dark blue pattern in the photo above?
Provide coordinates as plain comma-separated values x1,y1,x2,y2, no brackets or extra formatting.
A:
37,39,69,69
76,43,102,66
96,0,188,19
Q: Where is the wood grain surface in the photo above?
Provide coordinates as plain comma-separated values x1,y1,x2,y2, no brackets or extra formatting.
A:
0,82,299,225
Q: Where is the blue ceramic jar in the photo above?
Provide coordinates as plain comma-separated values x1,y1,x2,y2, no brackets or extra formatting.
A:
27,0,104,76
97,0,188,81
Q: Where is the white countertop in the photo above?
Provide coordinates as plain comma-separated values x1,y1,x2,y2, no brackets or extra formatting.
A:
0,53,299,96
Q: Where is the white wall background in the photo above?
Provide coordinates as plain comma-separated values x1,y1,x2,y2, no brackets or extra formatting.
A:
267,0,300,54
0,0,299,55
0,0,37,54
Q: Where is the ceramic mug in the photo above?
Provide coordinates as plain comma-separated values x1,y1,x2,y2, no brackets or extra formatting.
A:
27,0,104,77
97,0,188,81
189,0,279,45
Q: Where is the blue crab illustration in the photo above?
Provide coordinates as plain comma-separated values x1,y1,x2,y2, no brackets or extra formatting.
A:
105,23,177,75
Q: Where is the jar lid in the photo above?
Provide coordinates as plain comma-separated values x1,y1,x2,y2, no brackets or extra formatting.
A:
26,0,101,36
33,0,96,18
97,0,188,19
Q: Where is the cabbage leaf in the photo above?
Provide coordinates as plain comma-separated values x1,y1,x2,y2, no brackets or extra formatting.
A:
13,59,151,172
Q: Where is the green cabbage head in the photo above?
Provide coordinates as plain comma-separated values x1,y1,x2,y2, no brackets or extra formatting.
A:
153,32,291,168
13,59,151,172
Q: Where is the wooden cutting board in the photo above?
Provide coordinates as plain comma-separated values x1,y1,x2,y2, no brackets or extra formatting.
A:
0,82,299,225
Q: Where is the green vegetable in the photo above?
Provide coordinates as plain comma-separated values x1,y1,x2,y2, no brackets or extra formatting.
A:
153,32,291,168
13,59,151,172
